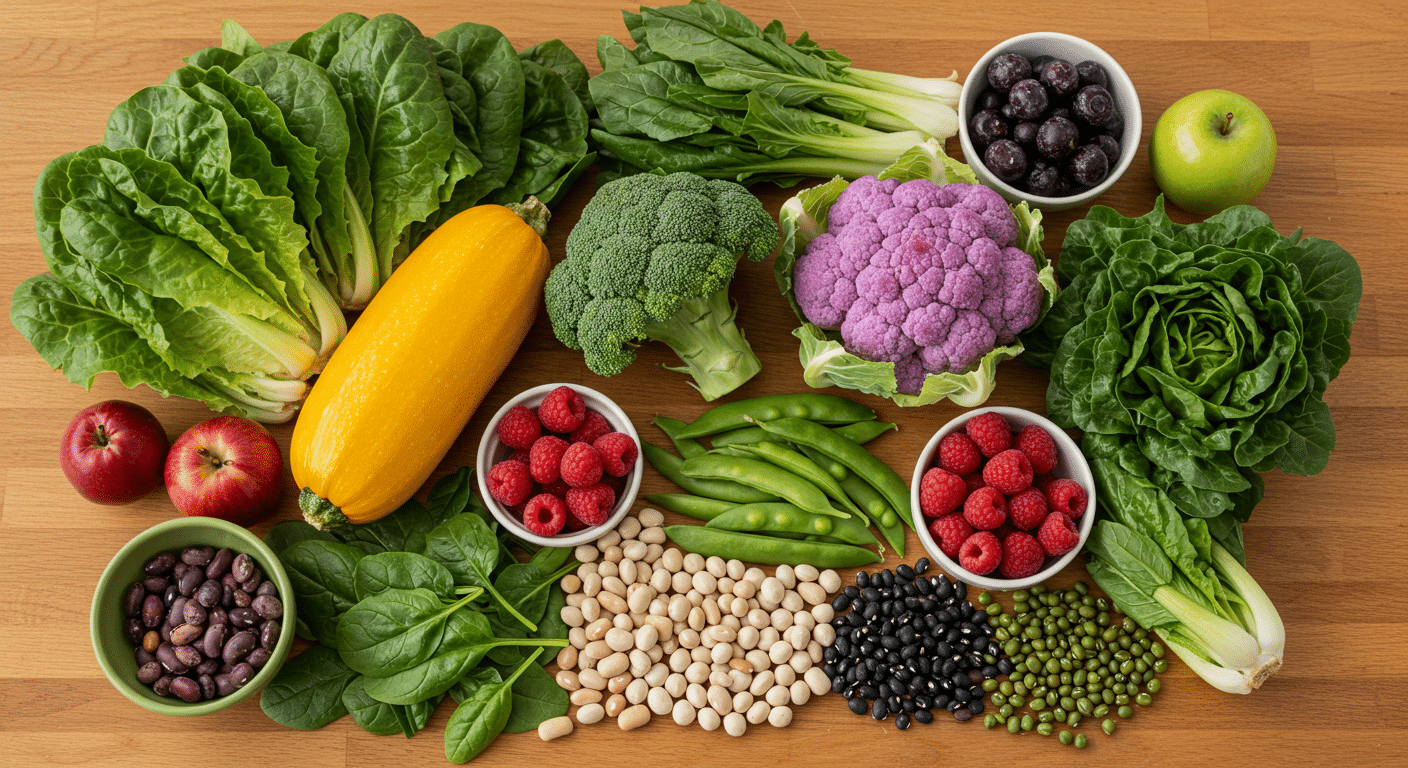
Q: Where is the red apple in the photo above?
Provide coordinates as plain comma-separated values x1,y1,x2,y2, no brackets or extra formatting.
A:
165,416,284,525
60,400,170,505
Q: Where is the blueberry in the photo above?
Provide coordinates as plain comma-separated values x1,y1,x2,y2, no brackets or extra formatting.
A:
983,139,1027,183
986,53,1032,92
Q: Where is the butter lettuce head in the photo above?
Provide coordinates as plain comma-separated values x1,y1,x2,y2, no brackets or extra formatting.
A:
774,140,1055,407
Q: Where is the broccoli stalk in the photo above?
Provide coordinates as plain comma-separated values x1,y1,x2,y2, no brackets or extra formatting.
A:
644,286,761,401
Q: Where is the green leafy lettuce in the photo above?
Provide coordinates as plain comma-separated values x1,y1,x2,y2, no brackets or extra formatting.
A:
774,140,1056,407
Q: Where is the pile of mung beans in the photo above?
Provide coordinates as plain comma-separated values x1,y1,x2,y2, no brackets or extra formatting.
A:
979,581,1166,747
549,506,840,738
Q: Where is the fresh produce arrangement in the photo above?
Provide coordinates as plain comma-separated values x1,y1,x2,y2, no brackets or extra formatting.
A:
12,0,1373,762
643,393,910,560
485,385,642,536
775,141,1057,407
10,12,591,423
544,171,779,400
917,411,1090,580
123,546,285,702
259,468,575,761
969,52,1126,195
589,0,961,185
552,506,840,736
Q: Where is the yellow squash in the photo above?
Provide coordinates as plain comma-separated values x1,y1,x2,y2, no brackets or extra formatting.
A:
293,203,549,529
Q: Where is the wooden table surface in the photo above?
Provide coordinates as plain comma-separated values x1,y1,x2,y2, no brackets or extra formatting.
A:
2,1,1404,766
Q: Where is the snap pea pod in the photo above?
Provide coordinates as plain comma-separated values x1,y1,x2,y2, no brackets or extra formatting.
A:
768,531,849,545
837,468,905,558
681,453,846,520
726,442,864,518
674,394,876,439
652,416,707,459
663,525,882,568
709,420,896,449
641,442,778,504
707,502,879,548
754,417,912,530
643,493,734,522
798,444,847,483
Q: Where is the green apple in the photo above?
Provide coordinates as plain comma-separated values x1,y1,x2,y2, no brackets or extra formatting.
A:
1149,89,1276,216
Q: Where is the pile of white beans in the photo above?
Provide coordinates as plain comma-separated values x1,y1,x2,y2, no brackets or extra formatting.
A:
538,506,843,740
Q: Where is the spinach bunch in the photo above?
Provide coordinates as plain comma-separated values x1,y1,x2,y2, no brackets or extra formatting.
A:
261,468,573,761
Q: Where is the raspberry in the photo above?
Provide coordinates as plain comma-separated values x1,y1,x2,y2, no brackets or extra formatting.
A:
958,531,1002,575
522,493,568,537
570,410,612,445
919,467,968,518
1016,424,1059,474
559,442,604,488
496,405,541,450
564,483,616,526
1037,512,1080,556
928,513,973,560
563,506,590,532
486,460,533,507
965,412,1013,458
962,486,1008,530
1045,478,1089,519
1008,487,1049,530
938,432,982,476
962,472,987,495
527,435,569,484
541,478,572,498
506,448,531,465
983,449,1034,495
593,432,639,478
538,386,586,433
1000,532,1046,579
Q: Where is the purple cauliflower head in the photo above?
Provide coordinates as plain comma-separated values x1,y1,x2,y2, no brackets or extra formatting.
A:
792,177,1042,394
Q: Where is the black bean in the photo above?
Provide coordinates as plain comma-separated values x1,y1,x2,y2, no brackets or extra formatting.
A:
914,708,934,724
206,548,234,580
855,571,868,588
170,676,202,703
831,594,852,612
163,585,179,607
181,546,215,567
847,696,868,715
143,553,177,576
123,617,145,645
123,583,146,617
915,557,930,575
871,698,888,720
830,674,847,694
896,712,912,730
896,564,915,581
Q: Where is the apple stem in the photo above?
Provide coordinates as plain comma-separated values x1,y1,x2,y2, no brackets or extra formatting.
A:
196,447,226,470
92,425,111,448
1220,112,1235,135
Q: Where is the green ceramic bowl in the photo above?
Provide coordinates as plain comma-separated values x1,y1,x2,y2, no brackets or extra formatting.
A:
90,516,297,716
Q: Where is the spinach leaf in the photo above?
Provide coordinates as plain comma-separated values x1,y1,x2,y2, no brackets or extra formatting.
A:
355,551,456,601
425,514,537,631
335,496,437,555
498,658,568,733
280,539,365,647
520,40,592,113
527,545,573,574
341,675,406,736
443,650,542,763
493,559,579,627
264,520,337,555
335,588,478,676
260,645,357,729
425,467,483,528
489,59,591,208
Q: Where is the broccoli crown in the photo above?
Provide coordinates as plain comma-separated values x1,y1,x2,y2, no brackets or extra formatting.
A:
544,172,779,376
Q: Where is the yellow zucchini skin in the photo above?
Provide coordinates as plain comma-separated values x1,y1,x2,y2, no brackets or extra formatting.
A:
292,204,548,529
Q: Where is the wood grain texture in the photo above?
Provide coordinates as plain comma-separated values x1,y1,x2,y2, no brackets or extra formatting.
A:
1,1,1405,766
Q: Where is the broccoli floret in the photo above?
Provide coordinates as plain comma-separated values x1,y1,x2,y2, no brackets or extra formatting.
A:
544,171,780,400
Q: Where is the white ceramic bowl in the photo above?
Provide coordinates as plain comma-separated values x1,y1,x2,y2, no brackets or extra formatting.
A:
958,32,1141,211
477,383,642,548
910,406,1096,590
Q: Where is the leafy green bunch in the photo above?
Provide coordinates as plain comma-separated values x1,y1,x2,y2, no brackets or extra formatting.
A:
261,468,574,763
1022,197,1362,548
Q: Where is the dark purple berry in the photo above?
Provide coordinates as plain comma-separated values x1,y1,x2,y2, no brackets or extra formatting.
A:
1076,60,1109,89
978,90,1003,111
1102,111,1125,139
1025,162,1060,197
1092,134,1122,165
1040,59,1079,97
986,53,1031,92
968,109,1008,149
1068,144,1110,187
1007,79,1049,120
1050,105,1073,122
1036,116,1080,160
1013,121,1039,145
984,139,1028,183
1073,85,1115,126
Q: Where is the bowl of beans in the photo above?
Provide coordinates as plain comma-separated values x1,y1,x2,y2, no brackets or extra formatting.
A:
90,516,296,715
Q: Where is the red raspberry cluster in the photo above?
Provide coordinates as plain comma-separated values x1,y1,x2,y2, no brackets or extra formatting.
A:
487,386,638,537
919,413,1088,580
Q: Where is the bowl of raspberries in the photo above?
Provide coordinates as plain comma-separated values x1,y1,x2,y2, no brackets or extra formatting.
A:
911,407,1095,590
478,383,643,547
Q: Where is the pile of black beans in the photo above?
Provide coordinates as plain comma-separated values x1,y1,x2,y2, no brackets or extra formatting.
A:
122,546,284,703
820,557,1014,729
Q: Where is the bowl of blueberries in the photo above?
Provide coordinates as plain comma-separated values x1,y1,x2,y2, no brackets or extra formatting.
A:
959,32,1141,210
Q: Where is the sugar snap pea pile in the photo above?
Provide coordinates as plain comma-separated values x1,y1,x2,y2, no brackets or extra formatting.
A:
642,394,908,567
